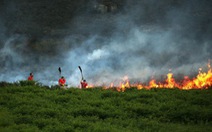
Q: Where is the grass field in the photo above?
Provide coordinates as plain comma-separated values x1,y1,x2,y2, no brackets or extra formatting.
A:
0,82,212,132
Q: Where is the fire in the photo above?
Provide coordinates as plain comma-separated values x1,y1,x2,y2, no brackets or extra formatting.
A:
82,61,212,91
82,84,94,89
116,76,131,92
182,65,212,89
148,79,158,88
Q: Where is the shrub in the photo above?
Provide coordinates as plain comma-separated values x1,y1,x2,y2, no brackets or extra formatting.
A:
19,80,37,86
0,82,13,87
0,110,15,127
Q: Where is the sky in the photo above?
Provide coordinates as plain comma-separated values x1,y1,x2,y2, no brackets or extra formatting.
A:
0,0,211,87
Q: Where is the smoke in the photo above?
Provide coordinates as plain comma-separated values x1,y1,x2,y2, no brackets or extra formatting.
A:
0,0,211,87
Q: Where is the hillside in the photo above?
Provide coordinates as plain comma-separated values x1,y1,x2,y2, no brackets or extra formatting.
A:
0,83,212,131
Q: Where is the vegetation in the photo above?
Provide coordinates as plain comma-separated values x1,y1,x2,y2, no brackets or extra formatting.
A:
0,82,212,131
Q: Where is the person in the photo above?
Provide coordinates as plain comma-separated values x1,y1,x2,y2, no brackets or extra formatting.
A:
58,76,66,87
28,73,33,81
81,79,88,89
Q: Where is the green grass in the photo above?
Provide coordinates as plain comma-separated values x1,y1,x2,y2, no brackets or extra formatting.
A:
0,82,212,132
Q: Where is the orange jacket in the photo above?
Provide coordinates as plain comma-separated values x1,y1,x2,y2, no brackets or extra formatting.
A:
81,81,88,88
59,78,66,86
28,75,33,81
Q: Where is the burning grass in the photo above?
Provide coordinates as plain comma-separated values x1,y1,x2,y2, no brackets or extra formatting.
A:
84,61,212,91
0,84,212,131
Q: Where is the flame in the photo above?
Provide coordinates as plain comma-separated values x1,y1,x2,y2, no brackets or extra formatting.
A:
148,79,158,88
84,84,94,89
116,76,131,92
182,65,212,89
82,61,212,91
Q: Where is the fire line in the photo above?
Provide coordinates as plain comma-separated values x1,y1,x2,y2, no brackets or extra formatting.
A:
84,62,212,91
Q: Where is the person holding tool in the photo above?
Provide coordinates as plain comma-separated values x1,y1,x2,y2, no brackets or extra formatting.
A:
58,76,66,86
58,67,67,89
78,66,88,89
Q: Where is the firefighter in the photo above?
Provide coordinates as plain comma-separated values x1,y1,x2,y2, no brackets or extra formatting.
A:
58,76,66,87
81,79,88,89
28,73,33,81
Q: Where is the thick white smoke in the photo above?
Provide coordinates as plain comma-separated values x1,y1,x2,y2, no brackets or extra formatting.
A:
64,26,210,87
0,0,211,87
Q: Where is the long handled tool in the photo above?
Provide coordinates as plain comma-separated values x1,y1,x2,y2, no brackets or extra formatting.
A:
58,67,62,77
78,66,84,80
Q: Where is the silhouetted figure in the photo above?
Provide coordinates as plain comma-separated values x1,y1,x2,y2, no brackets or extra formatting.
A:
28,73,33,81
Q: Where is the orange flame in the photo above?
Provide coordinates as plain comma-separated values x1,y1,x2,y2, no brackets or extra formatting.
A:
182,65,212,89
82,61,212,91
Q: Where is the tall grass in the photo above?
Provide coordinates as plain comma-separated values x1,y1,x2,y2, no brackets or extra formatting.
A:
0,82,212,131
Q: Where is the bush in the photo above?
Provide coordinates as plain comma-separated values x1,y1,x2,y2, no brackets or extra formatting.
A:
19,80,37,86
0,82,14,87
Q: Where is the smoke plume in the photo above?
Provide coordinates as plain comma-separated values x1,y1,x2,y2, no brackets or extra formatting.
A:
0,0,211,87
